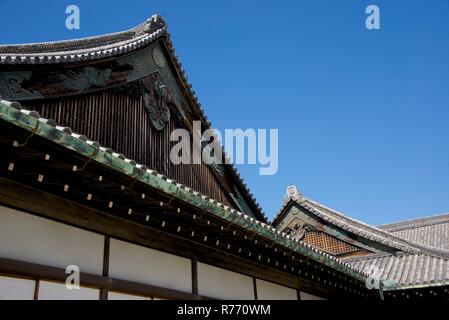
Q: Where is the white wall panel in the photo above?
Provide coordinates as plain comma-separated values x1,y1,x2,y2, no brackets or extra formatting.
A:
256,279,297,300
0,276,35,300
38,281,99,300
197,263,254,300
0,206,104,275
109,239,191,293
300,291,326,300
108,291,152,300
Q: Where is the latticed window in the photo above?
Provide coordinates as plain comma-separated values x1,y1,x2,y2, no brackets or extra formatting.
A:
304,230,361,255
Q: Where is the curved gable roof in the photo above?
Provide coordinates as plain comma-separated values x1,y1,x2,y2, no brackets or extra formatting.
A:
0,14,267,221
272,185,449,259
0,15,166,64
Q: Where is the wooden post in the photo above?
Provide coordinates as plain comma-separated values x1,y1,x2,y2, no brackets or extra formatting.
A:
191,259,198,296
100,236,110,300
253,277,258,300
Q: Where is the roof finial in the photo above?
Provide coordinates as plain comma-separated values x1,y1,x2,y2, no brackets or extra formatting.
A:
286,184,302,201
143,14,166,34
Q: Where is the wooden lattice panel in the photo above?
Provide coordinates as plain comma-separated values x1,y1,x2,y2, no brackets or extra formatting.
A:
304,230,361,255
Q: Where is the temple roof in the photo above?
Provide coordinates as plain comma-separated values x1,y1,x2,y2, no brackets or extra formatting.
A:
272,186,449,258
378,213,449,251
0,15,166,64
0,14,266,221
273,185,449,290
344,252,449,291
0,99,370,283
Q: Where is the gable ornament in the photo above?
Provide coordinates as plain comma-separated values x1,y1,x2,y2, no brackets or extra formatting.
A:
143,75,171,131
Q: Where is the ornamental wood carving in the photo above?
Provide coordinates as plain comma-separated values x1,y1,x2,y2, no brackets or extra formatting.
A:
0,45,158,101
143,73,171,131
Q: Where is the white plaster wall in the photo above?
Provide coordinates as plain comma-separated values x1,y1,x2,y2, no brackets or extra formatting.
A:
109,239,192,293
197,263,254,300
0,276,35,300
38,281,99,300
0,206,104,275
256,279,297,300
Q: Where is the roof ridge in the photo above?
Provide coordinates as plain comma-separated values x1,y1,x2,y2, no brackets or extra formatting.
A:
378,212,449,232
0,25,136,48
272,185,449,258
301,199,421,252
301,198,449,258
0,15,166,63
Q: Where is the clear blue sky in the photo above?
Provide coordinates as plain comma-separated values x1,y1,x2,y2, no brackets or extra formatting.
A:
1,0,448,225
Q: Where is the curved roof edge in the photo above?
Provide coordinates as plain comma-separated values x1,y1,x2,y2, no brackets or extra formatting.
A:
378,212,449,232
344,252,449,291
0,15,166,64
272,185,449,259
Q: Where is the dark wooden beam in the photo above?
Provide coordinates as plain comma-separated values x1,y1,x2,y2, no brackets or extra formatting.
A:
103,236,110,277
34,279,40,301
0,257,204,300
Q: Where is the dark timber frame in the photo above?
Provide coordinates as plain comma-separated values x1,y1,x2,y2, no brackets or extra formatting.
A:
0,258,202,300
